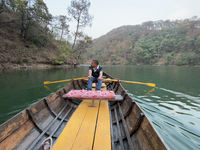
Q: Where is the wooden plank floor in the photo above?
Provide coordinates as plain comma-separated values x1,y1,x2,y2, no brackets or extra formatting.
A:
71,100,100,150
52,83,111,150
93,100,111,150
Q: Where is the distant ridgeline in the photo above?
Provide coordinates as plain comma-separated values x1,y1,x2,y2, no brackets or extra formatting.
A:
87,16,200,66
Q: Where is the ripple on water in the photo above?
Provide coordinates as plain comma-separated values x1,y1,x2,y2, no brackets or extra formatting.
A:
179,127,200,138
160,87,200,102
142,104,160,112
179,126,200,148
137,95,147,98
142,98,152,102
142,106,157,113
152,121,163,130
167,133,195,150
6,109,21,115
158,103,174,110
142,109,154,118
163,121,176,127
130,88,200,150
150,95,161,99
189,122,195,125
181,132,191,139
192,107,200,111
159,113,184,125
165,101,191,111
131,96,145,104
189,102,200,108
176,111,193,116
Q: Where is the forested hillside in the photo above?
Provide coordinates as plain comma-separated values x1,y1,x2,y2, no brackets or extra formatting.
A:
0,0,92,68
86,17,200,66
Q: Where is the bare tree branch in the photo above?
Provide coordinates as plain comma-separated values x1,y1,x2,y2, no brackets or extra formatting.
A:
68,0,93,50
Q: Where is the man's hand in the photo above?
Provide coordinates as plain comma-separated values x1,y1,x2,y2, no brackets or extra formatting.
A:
98,71,103,81
88,75,93,79
88,70,92,79
98,76,102,80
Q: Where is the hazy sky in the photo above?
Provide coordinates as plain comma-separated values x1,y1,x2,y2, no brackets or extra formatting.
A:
43,0,200,39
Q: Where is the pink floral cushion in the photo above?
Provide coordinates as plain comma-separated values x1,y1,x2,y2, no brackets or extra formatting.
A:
65,90,115,99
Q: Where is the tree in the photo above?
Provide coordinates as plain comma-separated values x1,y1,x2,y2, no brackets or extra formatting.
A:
15,0,28,38
68,0,93,50
163,53,174,65
30,0,52,35
160,38,175,53
194,37,200,53
55,40,72,64
0,0,6,12
132,42,143,62
73,34,92,63
31,0,52,23
58,15,69,41
111,55,116,62
177,53,189,65
14,0,52,42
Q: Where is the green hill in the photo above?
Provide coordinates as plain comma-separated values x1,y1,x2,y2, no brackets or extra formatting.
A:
86,17,200,66
0,0,81,69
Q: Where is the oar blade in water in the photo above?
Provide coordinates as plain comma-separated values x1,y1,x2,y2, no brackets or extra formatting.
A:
147,83,156,87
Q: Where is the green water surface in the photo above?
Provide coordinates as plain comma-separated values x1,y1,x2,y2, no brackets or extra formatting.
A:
0,65,200,150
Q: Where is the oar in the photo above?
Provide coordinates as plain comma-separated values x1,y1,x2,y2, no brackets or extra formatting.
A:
102,79,156,87
44,85,54,92
44,77,87,85
145,88,155,94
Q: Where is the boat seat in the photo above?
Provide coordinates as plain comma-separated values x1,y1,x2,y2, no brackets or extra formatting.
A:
63,90,123,101
92,82,106,88
64,95,123,101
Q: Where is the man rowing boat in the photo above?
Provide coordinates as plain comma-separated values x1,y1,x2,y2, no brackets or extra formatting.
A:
87,60,103,90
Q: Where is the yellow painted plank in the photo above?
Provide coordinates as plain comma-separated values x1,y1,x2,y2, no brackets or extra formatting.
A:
93,100,111,150
71,100,100,150
52,83,111,150
93,83,111,150
52,100,92,150
92,83,97,87
100,83,107,91
92,82,106,88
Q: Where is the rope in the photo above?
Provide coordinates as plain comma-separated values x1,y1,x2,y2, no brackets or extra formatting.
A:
41,137,53,150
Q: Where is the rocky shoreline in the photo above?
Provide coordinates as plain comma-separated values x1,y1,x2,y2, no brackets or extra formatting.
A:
1,62,199,70
0,62,79,70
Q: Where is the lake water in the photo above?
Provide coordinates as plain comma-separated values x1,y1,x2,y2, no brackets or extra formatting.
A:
0,65,200,150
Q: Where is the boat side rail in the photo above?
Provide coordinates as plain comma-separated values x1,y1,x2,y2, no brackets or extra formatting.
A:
26,102,71,149
110,101,145,149
25,97,74,150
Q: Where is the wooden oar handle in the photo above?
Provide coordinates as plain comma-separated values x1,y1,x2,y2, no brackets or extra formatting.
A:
44,77,88,85
102,79,156,87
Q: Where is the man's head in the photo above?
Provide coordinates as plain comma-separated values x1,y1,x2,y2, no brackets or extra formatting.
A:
91,60,99,67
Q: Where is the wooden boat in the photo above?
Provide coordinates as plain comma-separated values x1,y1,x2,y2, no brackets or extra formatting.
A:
0,72,169,150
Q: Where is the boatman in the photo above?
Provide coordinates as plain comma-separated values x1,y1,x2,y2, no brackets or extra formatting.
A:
87,60,103,90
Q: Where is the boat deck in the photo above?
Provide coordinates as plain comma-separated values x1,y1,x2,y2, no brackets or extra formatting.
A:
52,83,111,150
